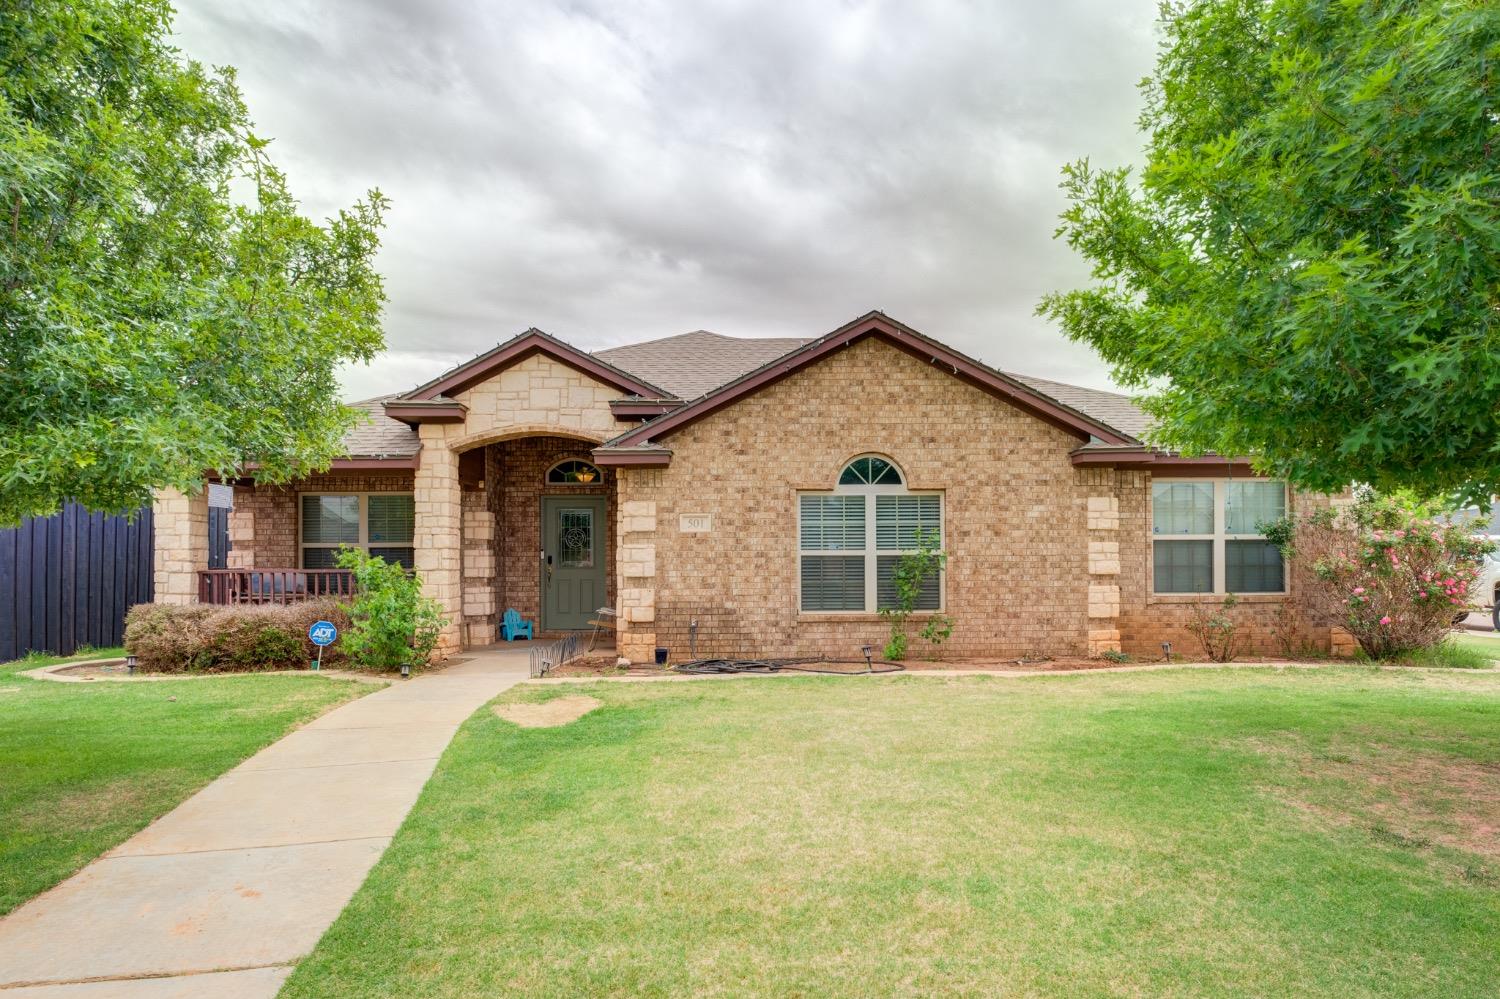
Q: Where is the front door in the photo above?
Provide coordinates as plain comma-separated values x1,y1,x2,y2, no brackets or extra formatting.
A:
541,496,607,631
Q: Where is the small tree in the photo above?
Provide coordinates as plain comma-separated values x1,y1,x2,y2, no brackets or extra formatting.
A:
335,548,446,671
879,530,951,661
1264,494,1492,660
0,1,388,523
1186,593,1240,662
1040,0,1500,507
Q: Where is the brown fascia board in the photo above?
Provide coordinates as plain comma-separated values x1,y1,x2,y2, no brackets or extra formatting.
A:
217,456,420,482
401,328,672,401
1070,446,1258,476
383,399,467,425
609,398,681,417
591,446,673,468
603,311,1138,450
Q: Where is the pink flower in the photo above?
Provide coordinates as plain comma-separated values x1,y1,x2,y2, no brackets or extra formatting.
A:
1353,587,1365,595
1395,530,1406,539
1380,616,1393,626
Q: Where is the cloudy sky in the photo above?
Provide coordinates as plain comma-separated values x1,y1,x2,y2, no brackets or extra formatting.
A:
172,0,1160,400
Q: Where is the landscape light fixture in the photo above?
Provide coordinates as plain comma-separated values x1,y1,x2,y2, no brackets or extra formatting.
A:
1161,641,1172,662
401,663,411,679
861,644,873,673
126,654,137,676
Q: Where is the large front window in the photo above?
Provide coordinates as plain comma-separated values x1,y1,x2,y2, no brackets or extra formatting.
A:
300,493,415,569
1152,479,1286,594
799,456,942,612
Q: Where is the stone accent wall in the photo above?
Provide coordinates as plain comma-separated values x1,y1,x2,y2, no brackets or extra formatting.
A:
227,473,416,568
462,490,495,646
614,336,1093,661
1081,468,1123,655
443,352,623,451
152,487,209,603
411,351,631,650
415,426,463,654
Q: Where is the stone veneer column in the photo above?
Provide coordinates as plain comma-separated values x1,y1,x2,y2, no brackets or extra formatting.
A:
1085,486,1123,656
414,427,463,655
461,491,497,646
152,487,210,604
617,496,658,662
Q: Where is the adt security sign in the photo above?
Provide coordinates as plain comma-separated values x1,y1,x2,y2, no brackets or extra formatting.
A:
308,620,338,670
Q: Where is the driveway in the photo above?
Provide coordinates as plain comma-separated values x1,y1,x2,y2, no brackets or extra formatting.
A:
0,648,530,998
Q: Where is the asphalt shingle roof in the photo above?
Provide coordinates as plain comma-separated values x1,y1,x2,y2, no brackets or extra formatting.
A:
340,331,1149,456
343,395,421,458
594,331,814,400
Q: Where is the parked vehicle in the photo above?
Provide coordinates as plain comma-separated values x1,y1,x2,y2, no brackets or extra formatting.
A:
1471,549,1500,630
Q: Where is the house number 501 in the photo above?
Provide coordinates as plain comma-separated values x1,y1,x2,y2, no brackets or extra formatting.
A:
679,513,712,533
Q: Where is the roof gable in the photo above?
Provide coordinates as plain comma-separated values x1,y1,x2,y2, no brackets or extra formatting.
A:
597,312,1139,455
399,328,671,402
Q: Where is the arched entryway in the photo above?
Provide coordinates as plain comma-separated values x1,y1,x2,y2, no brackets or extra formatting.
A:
452,433,616,647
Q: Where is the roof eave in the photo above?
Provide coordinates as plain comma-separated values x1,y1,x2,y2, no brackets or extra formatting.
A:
1069,446,1258,475
382,399,467,425
592,446,674,468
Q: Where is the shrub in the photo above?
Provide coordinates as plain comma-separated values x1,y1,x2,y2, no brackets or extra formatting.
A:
124,600,351,673
335,548,446,671
1265,493,1493,660
1186,594,1241,662
878,530,950,661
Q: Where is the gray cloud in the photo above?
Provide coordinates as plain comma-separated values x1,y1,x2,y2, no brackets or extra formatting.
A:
171,0,1159,399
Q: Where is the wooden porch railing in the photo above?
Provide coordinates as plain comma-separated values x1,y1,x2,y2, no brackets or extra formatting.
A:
197,569,355,605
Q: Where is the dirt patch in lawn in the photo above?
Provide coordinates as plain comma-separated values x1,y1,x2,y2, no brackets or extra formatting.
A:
1251,735,1500,865
493,695,602,728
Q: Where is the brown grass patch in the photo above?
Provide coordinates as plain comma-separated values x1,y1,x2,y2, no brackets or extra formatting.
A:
1249,735,1500,863
493,695,602,728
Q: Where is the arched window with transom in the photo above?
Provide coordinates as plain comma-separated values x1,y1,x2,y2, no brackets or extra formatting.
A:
797,455,943,613
546,459,601,484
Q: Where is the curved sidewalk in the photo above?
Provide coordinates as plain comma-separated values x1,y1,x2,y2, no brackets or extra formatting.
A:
0,648,530,998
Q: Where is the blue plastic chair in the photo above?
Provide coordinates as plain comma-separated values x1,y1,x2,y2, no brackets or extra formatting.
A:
500,608,534,641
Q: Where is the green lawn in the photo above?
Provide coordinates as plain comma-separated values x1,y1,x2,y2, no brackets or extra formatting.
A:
0,649,374,915
282,667,1500,999
1448,630,1500,660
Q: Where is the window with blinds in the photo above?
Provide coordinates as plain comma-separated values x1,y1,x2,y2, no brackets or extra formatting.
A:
1151,479,1286,594
301,493,415,569
799,457,943,612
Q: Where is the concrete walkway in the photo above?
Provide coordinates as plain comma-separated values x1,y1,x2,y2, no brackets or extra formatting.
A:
0,647,531,998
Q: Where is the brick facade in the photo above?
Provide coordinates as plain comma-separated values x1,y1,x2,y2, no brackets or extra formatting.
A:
614,337,1096,662
156,332,1343,663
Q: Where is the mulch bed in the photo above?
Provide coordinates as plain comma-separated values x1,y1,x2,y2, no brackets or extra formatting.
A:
543,654,1307,678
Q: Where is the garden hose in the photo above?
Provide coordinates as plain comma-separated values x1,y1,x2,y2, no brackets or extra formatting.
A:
670,657,904,676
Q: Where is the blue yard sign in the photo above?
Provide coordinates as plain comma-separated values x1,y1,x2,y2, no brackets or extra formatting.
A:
308,620,338,670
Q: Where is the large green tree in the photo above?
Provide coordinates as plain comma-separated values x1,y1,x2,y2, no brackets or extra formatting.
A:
0,0,387,523
1041,0,1500,504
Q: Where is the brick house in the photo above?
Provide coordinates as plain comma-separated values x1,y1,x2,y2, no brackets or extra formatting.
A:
152,311,1345,662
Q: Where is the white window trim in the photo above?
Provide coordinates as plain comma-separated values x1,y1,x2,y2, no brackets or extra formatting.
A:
1151,479,1287,595
797,480,945,614
298,491,415,567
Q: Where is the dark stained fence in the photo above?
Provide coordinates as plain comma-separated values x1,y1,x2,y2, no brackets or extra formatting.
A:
208,505,230,570
0,503,155,661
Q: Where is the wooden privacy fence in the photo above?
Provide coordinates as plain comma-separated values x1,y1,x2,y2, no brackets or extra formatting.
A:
0,503,155,661
197,568,355,605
